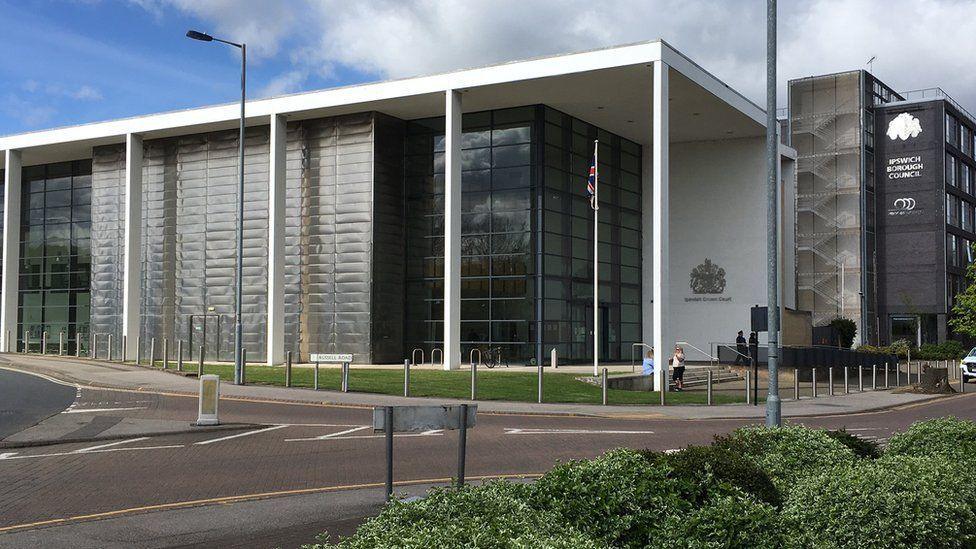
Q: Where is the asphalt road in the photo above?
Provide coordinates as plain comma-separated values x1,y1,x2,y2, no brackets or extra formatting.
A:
0,368,75,439
0,379,974,548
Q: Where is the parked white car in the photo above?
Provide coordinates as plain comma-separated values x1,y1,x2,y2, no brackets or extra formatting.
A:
961,348,976,382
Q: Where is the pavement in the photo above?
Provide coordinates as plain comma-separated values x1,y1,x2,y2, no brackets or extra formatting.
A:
0,353,949,426
0,352,972,548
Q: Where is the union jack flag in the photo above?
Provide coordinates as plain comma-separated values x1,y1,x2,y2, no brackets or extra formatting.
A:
585,149,598,210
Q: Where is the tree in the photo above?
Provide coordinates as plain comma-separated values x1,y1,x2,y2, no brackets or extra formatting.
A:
950,243,976,338
829,317,857,349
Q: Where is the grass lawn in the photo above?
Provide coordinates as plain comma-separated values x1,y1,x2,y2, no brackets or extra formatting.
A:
149,361,744,405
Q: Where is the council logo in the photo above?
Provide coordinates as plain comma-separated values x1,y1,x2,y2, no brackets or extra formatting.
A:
893,197,916,211
689,258,726,294
887,113,923,141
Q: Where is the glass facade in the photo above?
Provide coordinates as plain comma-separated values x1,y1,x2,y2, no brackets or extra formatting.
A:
18,160,92,353
945,108,976,319
404,105,641,365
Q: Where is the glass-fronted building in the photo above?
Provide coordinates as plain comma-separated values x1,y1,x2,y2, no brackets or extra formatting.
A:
0,41,791,383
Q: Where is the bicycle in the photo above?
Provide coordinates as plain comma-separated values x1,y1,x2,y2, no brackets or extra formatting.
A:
483,347,509,369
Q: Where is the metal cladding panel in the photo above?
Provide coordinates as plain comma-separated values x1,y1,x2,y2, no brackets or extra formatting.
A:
876,102,946,314
283,113,375,362
90,145,126,351
139,127,269,360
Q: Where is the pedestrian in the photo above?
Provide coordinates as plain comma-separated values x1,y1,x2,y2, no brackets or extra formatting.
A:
734,330,748,365
749,331,759,366
670,345,686,391
642,350,655,376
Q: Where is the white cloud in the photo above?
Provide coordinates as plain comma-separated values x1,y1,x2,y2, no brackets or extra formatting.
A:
135,0,976,110
2,94,57,127
259,69,308,98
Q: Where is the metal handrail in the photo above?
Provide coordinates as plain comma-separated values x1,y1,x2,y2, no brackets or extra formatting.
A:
631,343,653,372
430,348,443,369
411,348,425,367
675,341,717,367
469,348,482,368
715,343,752,362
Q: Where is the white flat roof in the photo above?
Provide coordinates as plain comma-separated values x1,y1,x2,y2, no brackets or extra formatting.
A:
1,40,770,168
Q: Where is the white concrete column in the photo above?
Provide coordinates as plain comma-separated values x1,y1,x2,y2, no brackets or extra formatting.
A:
652,61,671,392
1,149,22,353
122,134,143,360
443,89,462,370
267,113,286,365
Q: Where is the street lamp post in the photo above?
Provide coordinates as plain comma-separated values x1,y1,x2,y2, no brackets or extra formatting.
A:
765,0,782,427
187,30,246,385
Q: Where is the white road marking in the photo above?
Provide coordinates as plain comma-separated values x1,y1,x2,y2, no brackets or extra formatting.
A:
0,452,18,459
286,429,443,442
71,437,150,453
843,428,887,432
315,426,371,440
62,406,147,414
504,428,655,435
193,425,288,446
0,445,184,462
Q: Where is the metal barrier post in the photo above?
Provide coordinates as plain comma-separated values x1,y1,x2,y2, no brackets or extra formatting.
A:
149,337,156,368
163,338,169,370
601,368,608,406
858,366,864,392
75,334,81,357
962,369,966,394
896,362,901,386
23,329,29,354
661,372,666,406
314,361,320,390
537,364,543,404
844,366,850,394
120,335,126,362
91,333,97,359
59,331,64,356
457,404,468,487
285,351,292,388
41,331,47,355
470,360,477,400
707,370,713,405
885,362,890,388
828,367,834,396
198,345,204,377
551,347,557,369
917,361,922,384
177,340,184,372
746,370,752,405
403,359,410,397
793,368,799,400
812,368,818,398
342,362,349,392
136,336,142,365
240,348,247,385
107,334,113,361
872,364,877,390
385,406,394,501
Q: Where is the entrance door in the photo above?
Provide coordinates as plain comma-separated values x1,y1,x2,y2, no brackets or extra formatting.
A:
585,305,610,361
889,315,920,348
188,314,223,362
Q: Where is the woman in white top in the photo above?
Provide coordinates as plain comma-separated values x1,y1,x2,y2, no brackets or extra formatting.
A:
670,345,686,391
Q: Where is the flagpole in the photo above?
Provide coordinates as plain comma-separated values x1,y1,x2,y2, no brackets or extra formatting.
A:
593,139,599,377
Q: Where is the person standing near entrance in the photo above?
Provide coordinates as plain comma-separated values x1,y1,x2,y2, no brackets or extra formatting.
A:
734,330,748,365
670,345,686,391
748,332,759,366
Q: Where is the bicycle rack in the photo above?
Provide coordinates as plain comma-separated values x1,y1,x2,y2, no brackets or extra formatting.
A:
411,348,425,367
469,348,482,368
430,348,444,369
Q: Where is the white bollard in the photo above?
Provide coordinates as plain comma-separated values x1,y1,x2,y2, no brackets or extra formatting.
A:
551,347,558,369
196,374,220,426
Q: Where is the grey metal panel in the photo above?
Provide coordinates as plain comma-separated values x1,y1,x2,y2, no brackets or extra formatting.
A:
282,113,377,362
139,127,269,361
90,145,125,355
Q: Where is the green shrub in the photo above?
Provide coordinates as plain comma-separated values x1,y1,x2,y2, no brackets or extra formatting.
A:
530,448,690,548
825,428,881,459
830,317,858,348
887,338,912,358
308,481,600,549
653,493,785,549
643,445,781,508
713,426,856,493
783,455,976,548
886,417,976,463
916,340,966,360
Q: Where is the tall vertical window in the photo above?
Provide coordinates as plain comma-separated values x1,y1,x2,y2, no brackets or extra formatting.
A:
18,160,92,353
947,113,959,146
963,125,973,156
948,154,958,187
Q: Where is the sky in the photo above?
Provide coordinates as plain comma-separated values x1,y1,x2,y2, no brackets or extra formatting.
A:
2,0,976,136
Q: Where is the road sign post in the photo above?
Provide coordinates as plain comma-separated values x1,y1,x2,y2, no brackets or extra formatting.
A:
374,404,478,500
